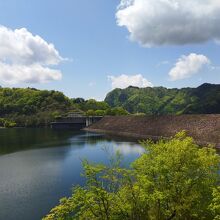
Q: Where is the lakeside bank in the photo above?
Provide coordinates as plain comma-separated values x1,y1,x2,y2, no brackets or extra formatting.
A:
84,115,220,148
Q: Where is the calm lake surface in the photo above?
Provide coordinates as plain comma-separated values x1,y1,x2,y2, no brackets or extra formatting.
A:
0,128,144,220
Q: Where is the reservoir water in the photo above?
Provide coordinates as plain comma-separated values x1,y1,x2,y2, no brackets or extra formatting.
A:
0,128,144,220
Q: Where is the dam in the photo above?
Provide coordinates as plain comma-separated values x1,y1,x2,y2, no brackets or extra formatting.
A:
50,112,102,129
51,114,220,147
85,115,220,148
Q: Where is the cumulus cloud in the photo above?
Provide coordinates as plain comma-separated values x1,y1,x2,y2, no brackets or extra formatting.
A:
169,53,210,81
108,74,153,89
116,0,220,46
0,25,64,84
0,63,62,84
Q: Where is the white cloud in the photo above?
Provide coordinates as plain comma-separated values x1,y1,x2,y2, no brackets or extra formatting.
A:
116,0,220,46
0,62,62,84
168,53,210,81
108,74,153,89
0,25,64,84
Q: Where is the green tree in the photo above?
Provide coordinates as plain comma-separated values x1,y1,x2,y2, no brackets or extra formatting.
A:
210,186,220,220
0,87,73,127
95,110,106,116
106,107,129,116
86,110,96,116
0,118,5,127
43,132,220,220
81,99,110,111
51,111,62,119
105,83,220,115
4,120,17,128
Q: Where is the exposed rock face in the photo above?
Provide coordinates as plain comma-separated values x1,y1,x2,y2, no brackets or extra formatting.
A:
85,115,220,148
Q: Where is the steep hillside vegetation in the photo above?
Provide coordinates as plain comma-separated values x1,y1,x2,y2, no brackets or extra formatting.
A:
0,87,72,127
105,83,220,114
0,87,128,127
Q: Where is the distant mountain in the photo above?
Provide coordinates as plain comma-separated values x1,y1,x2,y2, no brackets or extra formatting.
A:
105,83,220,114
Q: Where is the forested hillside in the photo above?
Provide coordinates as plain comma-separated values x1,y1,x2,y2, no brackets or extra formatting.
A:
1,83,219,127
0,88,72,127
105,83,220,115
0,87,128,127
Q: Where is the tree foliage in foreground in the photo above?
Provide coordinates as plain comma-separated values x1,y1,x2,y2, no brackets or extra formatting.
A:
210,186,220,220
43,132,220,220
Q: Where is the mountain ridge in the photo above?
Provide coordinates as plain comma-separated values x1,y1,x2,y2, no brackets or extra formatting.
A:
104,83,220,114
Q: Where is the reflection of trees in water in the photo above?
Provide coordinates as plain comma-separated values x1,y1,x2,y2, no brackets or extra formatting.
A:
0,129,82,155
80,132,144,157
78,133,107,145
0,129,140,155
81,132,138,145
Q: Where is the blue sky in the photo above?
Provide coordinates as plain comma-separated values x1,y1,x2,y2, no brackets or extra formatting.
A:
0,0,220,100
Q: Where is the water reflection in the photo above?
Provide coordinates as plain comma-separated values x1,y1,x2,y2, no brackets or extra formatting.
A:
0,129,98,155
112,142,145,155
0,129,143,220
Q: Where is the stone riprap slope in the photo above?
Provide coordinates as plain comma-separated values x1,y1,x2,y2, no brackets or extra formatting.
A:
85,115,220,148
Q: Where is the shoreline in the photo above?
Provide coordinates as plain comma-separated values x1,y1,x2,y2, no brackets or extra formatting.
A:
84,115,220,149
84,127,220,149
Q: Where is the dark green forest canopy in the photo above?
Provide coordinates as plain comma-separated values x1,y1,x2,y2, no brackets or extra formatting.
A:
0,87,71,115
0,87,128,127
0,87,72,127
0,83,220,127
105,83,220,114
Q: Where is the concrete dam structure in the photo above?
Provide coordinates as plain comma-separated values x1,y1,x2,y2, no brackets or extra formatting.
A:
51,113,102,130
85,115,220,148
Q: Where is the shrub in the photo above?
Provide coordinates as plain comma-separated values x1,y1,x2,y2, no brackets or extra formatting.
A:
43,132,220,220
4,120,17,128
